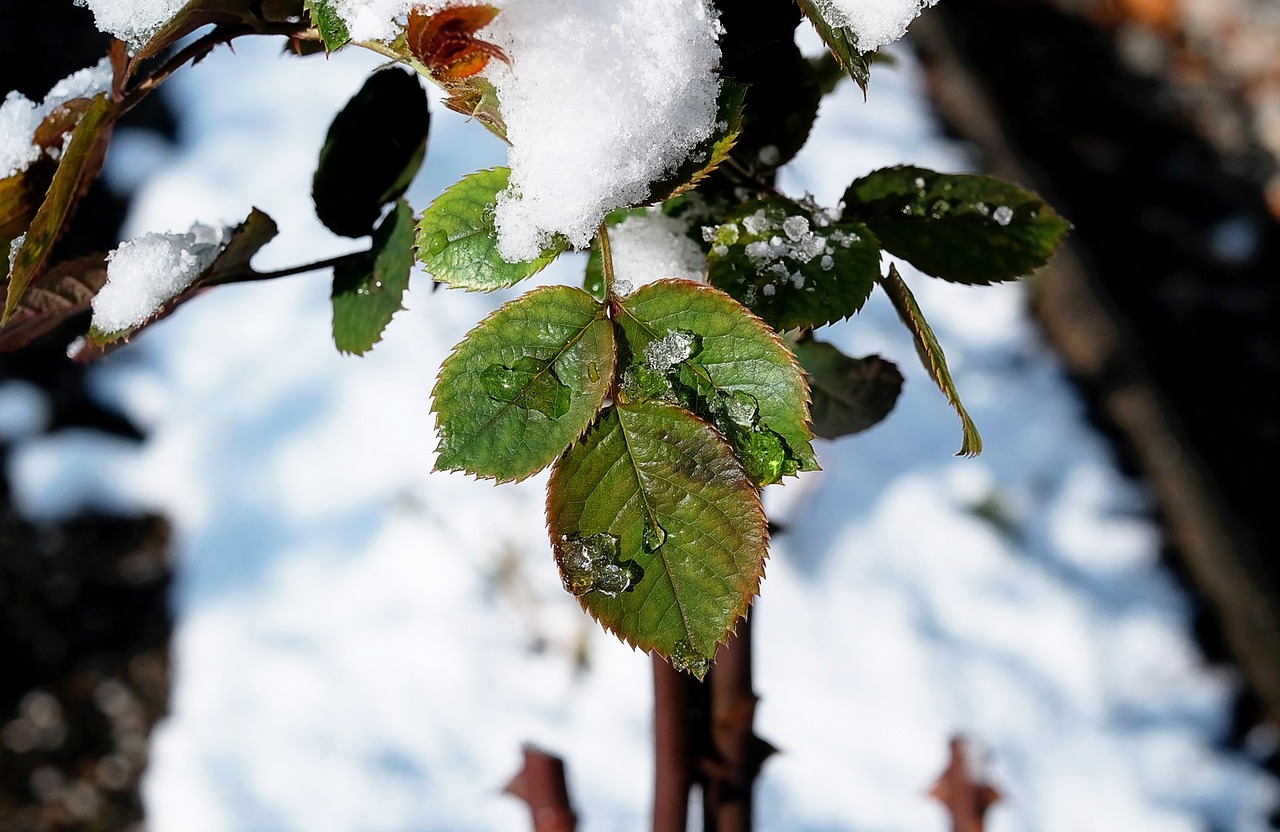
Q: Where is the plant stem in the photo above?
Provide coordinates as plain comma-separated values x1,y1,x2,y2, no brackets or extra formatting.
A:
652,655,696,832
702,615,761,832
120,22,308,113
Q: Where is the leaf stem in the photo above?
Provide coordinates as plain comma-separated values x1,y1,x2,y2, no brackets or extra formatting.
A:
597,221,617,301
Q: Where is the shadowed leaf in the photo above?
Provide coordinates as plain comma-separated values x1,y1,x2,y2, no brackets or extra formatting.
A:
331,200,414,355
313,68,430,238
843,165,1070,284
547,401,766,678
878,264,981,456
432,285,613,481
791,339,902,438
416,167,565,291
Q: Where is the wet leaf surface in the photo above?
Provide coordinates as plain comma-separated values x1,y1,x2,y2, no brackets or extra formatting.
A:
547,401,766,678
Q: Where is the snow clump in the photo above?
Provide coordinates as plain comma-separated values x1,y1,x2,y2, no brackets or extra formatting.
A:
610,210,706,289
328,0,415,42
484,0,723,262
808,0,941,52
0,58,113,178
91,224,227,334
74,0,193,48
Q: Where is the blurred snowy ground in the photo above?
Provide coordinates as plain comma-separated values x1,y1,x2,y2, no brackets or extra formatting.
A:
4,34,1277,832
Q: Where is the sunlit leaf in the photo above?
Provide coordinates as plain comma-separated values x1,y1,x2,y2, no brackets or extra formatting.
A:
843,165,1071,284
331,200,414,355
878,264,981,456
706,197,879,331
790,338,902,439
615,279,818,485
303,0,351,52
313,68,430,239
415,167,565,291
432,285,613,481
547,401,767,678
795,0,873,93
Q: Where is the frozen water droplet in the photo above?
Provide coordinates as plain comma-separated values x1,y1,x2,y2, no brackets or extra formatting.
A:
992,205,1014,226
644,330,698,373
424,230,449,256
553,533,643,597
913,176,926,189
670,639,709,677
974,201,990,217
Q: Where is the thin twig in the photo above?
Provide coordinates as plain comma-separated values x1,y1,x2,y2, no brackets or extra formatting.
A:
206,250,367,286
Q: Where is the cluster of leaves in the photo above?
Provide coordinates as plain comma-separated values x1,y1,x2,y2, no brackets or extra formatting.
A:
0,0,1069,677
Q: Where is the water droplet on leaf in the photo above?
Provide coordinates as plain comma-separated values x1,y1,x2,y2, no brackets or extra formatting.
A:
480,356,571,419
553,533,643,597
424,230,449,256
670,639,710,677
643,518,667,552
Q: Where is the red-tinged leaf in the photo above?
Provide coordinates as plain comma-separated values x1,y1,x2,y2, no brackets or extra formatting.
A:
546,401,767,678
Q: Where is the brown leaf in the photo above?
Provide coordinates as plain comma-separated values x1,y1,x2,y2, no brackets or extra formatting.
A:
0,254,108,352
928,736,1001,832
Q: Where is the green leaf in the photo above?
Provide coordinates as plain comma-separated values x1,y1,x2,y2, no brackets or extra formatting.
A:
795,0,873,93
313,68,430,239
4,94,117,324
546,401,767,678
615,279,818,485
0,255,107,352
303,0,351,51
790,339,902,439
647,83,746,203
842,165,1071,285
706,197,880,331
88,208,279,346
331,200,415,355
878,264,981,456
432,285,613,481
416,168,565,291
